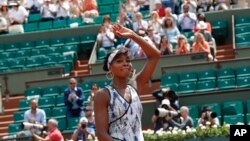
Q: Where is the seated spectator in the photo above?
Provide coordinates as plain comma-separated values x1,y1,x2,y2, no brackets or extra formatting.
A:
55,0,70,20
71,117,95,141
215,0,230,10
9,2,29,25
136,0,150,11
0,2,10,23
81,0,99,18
159,35,173,55
32,118,64,141
198,107,220,127
102,15,112,31
167,106,194,130
18,99,46,137
194,13,212,33
181,0,197,13
24,0,43,14
161,17,180,44
161,0,176,13
97,26,115,50
148,11,162,34
0,16,8,34
117,10,133,30
147,26,161,47
88,83,99,106
196,0,215,12
124,0,138,17
40,0,56,21
192,32,213,61
133,12,148,32
69,0,81,18
64,78,84,117
164,7,178,25
178,3,197,32
176,35,190,55
83,105,95,135
154,0,165,18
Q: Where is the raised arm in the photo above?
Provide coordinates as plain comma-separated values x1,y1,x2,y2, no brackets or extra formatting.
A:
112,24,160,94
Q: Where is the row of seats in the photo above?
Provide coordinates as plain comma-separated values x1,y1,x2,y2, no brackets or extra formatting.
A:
234,16,250,48
161,67,250,94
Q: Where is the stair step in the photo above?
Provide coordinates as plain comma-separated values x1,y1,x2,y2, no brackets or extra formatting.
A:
80,60,89,64
70,70,90,77
0,115,13,121
1,108,19,115
75,64,89,70
217,55,235,60
0,132,8,137
217,44,232,50
0,121,13,127
216,49,235,56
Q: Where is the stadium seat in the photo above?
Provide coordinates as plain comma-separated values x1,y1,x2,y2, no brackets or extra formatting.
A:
97,80,112,88
42,55,58,66
15,50,30,58
198,70,216,81
223,101,243,115
56,117,67,131
8,123,22,134
68,18,83,27
61,63,73,74
201,103,221,117
235,26,250,35
31,49,45,57
20,41,35,50
42,86,60,97
0,44,5,52
161,73,179,87
223,114,244,125
235,16,250,27
50,38,65,47
13,111,25,123
93,16,104,24
211,20,227,38
23,23,38,32
111,13,119,23
67,117,80,130
53,19,67,29
246,99,250,113
35,39,50,48
80,82,93,93
46,47,62,56
0,60,9,72
235,35,250,48
179,72,197,83
43,108,52,119
62,45,78,53
97,49,107,61
9,58,26,71
58,54,74,64
113,4,119,13
26,56,43,68
52,107,67,119
60,85,68,94
196,80,216,92
187,105,199,119
39,97,55,108
177,82,196,94
24,87,42,97
19,99,30,111
5,43,20,52
56,95,65,107
246,113,250,125
65,36,80,45
99,0,114,5
28,13,41,23
38,21,53,31
216,68,235,79
98,5,113,15
0,52,15,59
237,77,250,88
81,34,96,44
217,78,236,90
236,66,250,77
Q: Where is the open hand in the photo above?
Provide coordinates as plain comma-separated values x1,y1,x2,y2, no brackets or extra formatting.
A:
112,24,134,39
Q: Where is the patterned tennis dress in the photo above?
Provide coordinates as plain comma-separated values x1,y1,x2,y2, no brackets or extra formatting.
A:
106,85,144,141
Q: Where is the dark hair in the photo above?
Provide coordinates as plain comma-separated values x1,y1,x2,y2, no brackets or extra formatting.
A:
162,17,174,29
197,13,207,22
103,48,131,72
102,15,111,24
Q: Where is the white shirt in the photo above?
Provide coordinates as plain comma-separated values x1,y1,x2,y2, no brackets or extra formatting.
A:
178,12,197,30
9,6,29,23
25,0,44,9
40,4,56,18
0,17,8,30
133,20,148,31
148,20,162,34
56,1,70,18
97,31,115,48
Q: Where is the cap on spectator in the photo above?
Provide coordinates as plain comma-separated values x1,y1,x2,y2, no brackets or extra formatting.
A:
154,0,162,4
9,2,18,6
79,117,88,123
1,1,8,6
197,21,207,30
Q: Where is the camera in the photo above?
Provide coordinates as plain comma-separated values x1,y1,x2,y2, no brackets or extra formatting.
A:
201,107,217,120
81,123,87,129
155,108,180,118
22,122,45,130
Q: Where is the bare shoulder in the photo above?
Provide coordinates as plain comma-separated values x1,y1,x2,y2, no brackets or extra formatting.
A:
94,88,110,104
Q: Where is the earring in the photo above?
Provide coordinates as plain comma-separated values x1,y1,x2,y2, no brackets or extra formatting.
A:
106,71,113,80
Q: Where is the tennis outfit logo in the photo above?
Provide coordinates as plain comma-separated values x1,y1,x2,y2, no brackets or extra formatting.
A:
230,125,250,141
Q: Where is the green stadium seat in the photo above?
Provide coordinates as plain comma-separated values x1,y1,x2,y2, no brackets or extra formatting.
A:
237,77,250,88
31,49,44,57
8,123,22,134
53,19,67,29
246,113,250,125
80,82,93,93
198,70,216,81
23,23,38,32
35,39,50,48
13,111,25,123
217,78,236,90
42,86,60,97
5,43,20,52
84,92,91,102
178,82,196,94
111,13,119,23
24,87,42,97
19,99,30,111
56,95,65,107
196,80,216,92
236,66,250,77
50,38,65,47
99,5,113,15
211,20,227,38
141,10,150,19
179,72,197,83
58,55,74,64
0,60,9,72
62,63,73,74
28,13,41,23
235,16,250,27
246,99,250,113
113,4,119,13
235,35,250,47
217,68,235,79
62,45,78,53
201,103,221,117
223,114,244,125
65,36,80,45
20,41,35,50
81,34,96,44
9,58,26,70
187,105,199,119
42,55,58,66
235,26,250,35
97,80,111,88
93,16,104,24
0,52,15,59
181,32,193,39
100,0,114,5
38,21,53,31
39,97,55,108
0,44,5,52
52,107,67,119
67,117,80,130
43,108,52,119
26,56,43,68
46,47,62,55
68,18,83,27
97,49,107,61
56,117,67,131
223,101,243,115
161,73,179,86
15,50,30,58
60,85,68,94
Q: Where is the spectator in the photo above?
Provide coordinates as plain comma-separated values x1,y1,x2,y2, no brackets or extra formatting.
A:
164,7,178,25
32,118,64,141
81,0,99,18
123,0,138,17
181,0,197,13
102,15,112,31
40,0,56,21
97,26,115,50
71,117,95,141
0,2,10,23
9,2,28,25
154,0,165,18
147,26,161,48
168,106,194,130
55,0,70,20
192,32,213,61
194,13,212,33
24,0,43,14
176,35,190,55
117,10,133,30
83,105,95,135
178,3,197,32
18,99,46,137
148,11,162,34
69,0,81,18
196,0,215,12
198,107,220,127
0,16,8,34
161,17,180,44
88,83,99,106
162,0,176,13
136,0,150,11
132,12,148,32
159,35,173,55
64,78,84,117
215,0,230,10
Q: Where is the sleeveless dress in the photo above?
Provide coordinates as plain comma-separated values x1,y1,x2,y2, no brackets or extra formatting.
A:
106,85,144,141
